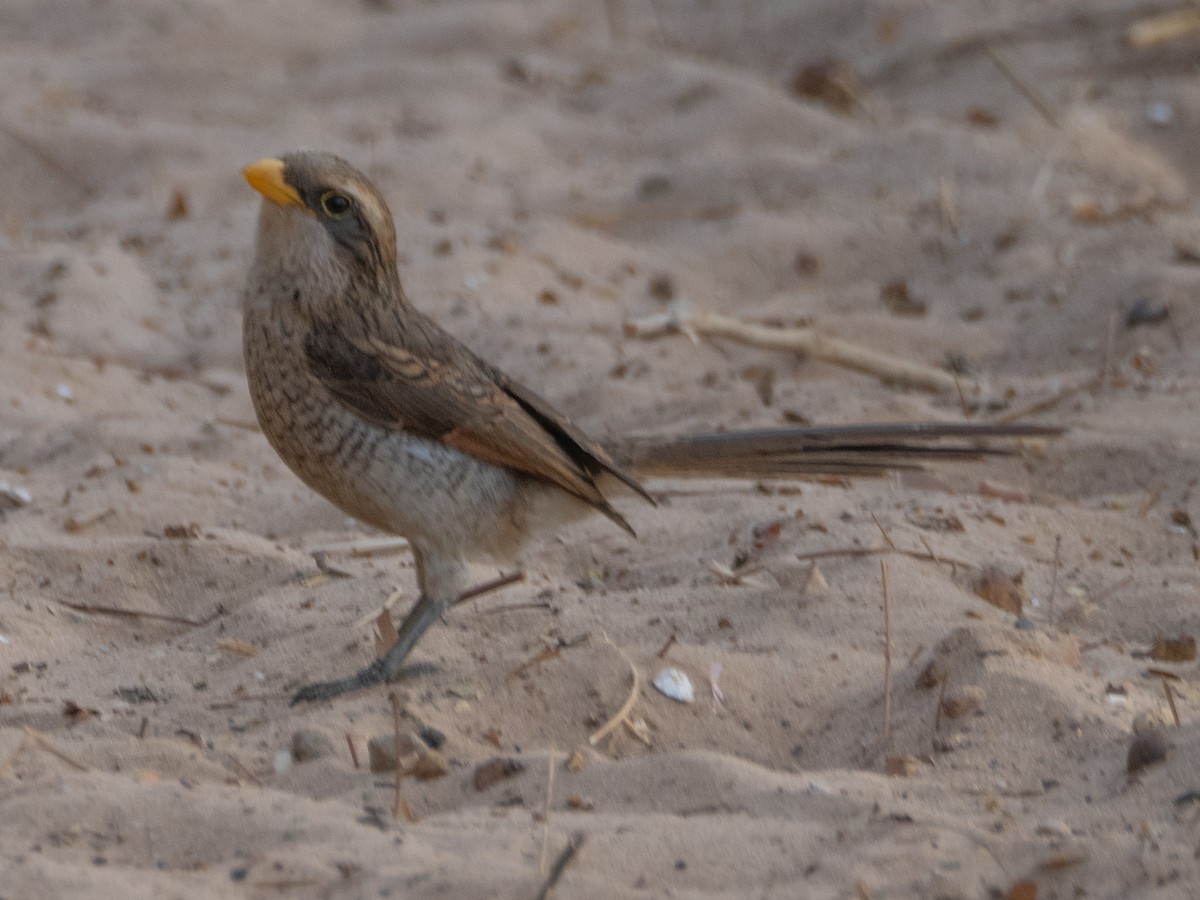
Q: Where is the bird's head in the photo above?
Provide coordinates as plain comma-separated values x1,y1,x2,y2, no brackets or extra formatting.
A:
243,151,400,314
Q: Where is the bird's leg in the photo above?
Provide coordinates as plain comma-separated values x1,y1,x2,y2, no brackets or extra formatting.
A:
290,544,465,705
290,592,449,703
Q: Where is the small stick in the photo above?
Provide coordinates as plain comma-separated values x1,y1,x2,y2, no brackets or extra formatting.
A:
0,121,95,196
27,728,88,772
881,561,893,745
453,570,526,607
624,310,970,393
137,717,149,739
1160,677,1181,727
916,535,944,568
56,600,202,627
588,637,641,747
656,633,677,659
539,750,557,873
870,512,897,550
938,176,959,236
952,371,970,419
983,44,1060,128
481,600,554,616
1137,484,1165,519
312,550,352,578
1049,535,1061,625
1128,7,1200,49
312,536,410,559
345,732,360,769
389,691,415,822
214,417,261,432
1100,307,1119,391
533,832,586,900
225,752,263,787
206,692,291,709
795,545,977,569
353,588,407,630
1093,572,1134,604
989,374,1100,424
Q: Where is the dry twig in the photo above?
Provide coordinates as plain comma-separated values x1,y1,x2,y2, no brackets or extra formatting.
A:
453,570,526,607
534,832,586,900
983,45,1060,127
1049,535,1061,625
390,691,415,822
588,637,641,748
25,728,89,772
1128,7,1200,48
55,600,203,627
624,309,970,393
881,561,893,745
539,751,557,873
871,512,896,550
1150,671,1182,727
796,545,976,570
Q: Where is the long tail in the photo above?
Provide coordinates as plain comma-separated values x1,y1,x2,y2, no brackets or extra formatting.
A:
603,422,1061,479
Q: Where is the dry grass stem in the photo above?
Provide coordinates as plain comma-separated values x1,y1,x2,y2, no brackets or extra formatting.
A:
871,512,896,550
624,310,970,393
881,560,893,745
534,832,586,900
1049,535,1061,624
796,545,976,570
1154,674,1182,727
0,121,95,195
453,570,526,607
539,750,557,873
1127,7,1200,48
312,536,411,558
656,633,676,659
989,374,1100,424
56,600,203,627
32,731,88,771
390,691,415,822
983,45,1060,127
588,636,641,748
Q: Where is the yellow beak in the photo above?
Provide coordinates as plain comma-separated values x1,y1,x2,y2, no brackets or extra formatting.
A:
243,158,305,208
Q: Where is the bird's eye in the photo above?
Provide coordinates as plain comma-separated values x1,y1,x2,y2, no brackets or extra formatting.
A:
319,191,352,219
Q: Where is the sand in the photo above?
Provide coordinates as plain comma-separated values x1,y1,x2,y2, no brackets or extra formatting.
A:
3,1,1200,897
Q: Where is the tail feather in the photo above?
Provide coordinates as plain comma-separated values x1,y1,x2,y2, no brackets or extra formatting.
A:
604,422,1060,480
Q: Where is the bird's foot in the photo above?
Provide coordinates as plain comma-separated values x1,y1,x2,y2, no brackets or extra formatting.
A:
290,658,387,705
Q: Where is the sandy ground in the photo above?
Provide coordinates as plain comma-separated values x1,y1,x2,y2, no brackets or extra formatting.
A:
3,1,1200,897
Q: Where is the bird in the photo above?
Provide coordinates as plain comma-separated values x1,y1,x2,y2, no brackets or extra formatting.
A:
241,150,1057,704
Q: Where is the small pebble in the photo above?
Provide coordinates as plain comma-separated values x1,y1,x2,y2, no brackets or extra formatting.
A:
0,483,32,509
1146,101,1174,126
417,725,446,750
473,756,525,791
367,732,449,778
272,750,292,775
290,728,335,762
1127,728,1169,774
940,685,984,720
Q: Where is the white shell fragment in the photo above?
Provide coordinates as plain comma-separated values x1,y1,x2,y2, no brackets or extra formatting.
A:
0,483,31,510
653,667,695,703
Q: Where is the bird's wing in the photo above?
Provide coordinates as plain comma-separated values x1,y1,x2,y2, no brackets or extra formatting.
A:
302,322,645,532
